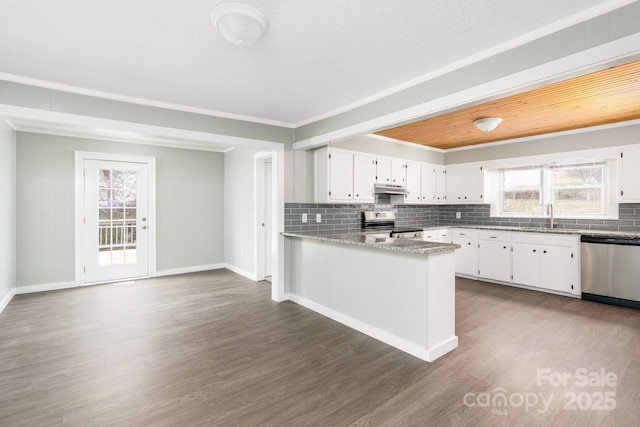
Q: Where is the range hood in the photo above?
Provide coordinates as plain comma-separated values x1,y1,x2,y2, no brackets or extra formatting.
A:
374,183,409,195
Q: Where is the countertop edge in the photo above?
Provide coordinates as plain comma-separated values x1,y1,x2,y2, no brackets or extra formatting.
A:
424,225,640,238
282,232,460,255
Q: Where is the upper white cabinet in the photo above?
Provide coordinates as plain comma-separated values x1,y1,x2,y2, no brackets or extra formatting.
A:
403,162,447,204
421,164,446,203
353,153,377,201
314,147,375,203
377,158,406,185
405,161,422,203
327,149,353,201
619,147,640,202
445,164,484,203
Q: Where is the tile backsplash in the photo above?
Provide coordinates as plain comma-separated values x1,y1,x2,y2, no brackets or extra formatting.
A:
438,203,640,232
284,203,438,232
285,202,640,233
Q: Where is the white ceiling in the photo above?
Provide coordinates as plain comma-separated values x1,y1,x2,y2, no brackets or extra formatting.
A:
0,0,631,127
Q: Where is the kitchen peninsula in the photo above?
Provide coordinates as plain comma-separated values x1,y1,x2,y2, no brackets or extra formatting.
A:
283,231,460,362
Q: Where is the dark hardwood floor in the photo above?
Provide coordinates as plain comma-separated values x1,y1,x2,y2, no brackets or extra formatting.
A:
1,270,639,426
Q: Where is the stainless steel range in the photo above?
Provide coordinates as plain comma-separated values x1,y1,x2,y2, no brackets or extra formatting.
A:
362,211,423,239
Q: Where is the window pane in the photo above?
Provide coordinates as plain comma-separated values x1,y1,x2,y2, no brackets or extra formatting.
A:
502,168,542,213
555,188,602,213
503,169,541,189
503,190,541,213
554,166,602,186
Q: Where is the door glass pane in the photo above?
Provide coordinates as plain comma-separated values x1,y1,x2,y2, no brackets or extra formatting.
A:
97,169,137,267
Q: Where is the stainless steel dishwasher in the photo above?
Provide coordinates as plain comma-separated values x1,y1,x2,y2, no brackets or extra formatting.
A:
581,235,640,310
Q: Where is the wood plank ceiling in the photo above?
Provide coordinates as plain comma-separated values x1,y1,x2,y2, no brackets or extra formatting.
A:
375,59,640,150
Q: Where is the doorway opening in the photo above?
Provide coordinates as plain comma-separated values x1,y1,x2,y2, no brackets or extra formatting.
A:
254,151,274,282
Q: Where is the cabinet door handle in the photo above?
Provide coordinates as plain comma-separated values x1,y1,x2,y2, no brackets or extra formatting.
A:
503,246,507,249
490,236,497,239
467,242,471,245
533,249,537,252
356,194,359,197
543,250,547,253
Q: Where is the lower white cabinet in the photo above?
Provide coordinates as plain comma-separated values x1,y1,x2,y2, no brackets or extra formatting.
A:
423,228,451,243
454,228,580,296
511,233,579,294
452,229,476,277
477,231,511,282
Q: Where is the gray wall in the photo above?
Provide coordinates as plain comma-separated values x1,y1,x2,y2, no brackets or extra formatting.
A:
0,80,293,144
0,125,16,302
332,135,444,164
224,147,261,275
445,123,640,164
16,132,224,287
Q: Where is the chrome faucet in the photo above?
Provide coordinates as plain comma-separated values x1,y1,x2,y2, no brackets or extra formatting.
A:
547,203,554,229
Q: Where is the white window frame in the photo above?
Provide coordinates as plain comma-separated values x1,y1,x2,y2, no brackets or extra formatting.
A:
492,160,618,220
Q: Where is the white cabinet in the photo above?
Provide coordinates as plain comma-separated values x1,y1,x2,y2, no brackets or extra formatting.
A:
328,149,354,201
435,165,447,202
405,161,422,203
391,159,407,185
421,164,446,203
423,228,451,243
511,233,579,295
314,147,374,203
619,147,640,202
477,231,511,282
404,162,447,204
353,153,377,201
445,164,484,203
511,242,540,286
453,228,580,296
452,228,477,277
376,158,406,185
540,246,575,294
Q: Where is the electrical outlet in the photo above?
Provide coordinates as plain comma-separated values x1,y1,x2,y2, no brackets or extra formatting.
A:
302,213,308,223
316,213,321,223
456,212,461,219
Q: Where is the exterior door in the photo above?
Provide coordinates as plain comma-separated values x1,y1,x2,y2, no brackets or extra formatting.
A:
84,159,149,283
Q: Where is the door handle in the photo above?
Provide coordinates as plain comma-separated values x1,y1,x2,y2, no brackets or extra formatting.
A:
141,225,147,230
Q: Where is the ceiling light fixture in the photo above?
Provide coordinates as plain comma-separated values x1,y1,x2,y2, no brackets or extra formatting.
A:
473,117,502,132
210,2,269,46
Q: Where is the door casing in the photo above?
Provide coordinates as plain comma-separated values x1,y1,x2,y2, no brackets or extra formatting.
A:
75,151,157,285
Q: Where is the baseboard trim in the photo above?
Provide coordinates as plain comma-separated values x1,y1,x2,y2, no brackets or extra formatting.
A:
7,264,251,300
155,263,225,277
224,264,257,281
288,294,454,362
14,281,78,295
0,288,16,314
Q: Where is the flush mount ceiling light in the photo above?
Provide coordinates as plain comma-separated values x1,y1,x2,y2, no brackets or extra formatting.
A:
473,117,503,132
210,2,269,46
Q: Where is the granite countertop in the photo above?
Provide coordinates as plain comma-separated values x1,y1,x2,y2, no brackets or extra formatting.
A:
282,231,460,255
426,224,640,238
